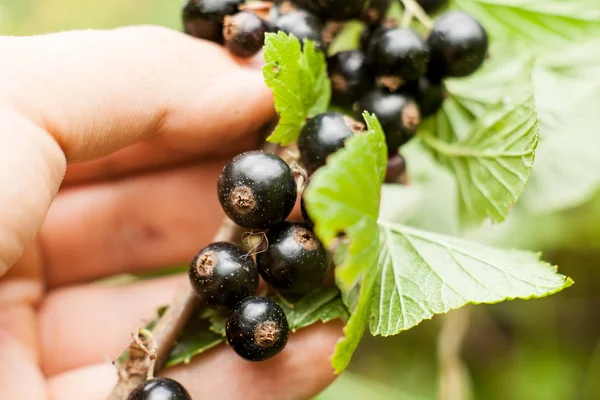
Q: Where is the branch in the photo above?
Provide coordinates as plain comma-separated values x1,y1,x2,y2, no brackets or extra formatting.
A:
437,307,473,400
108,139,280,400
108,218,244,400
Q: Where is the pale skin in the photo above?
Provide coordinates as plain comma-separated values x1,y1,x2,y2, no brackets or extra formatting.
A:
0,26,342,400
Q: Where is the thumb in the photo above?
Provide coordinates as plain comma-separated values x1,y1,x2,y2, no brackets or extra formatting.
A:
0,26,275,275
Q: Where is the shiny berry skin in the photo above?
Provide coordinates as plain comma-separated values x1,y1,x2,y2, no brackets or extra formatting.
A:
405,76,446,118
298,112,354,174
217,151,297,229
328,50,373,109
293,0,366,21
275,9,324,48
182,0,243,43
427,11,488,79
356,88,420,151
417,0,448,13
189,242,259,308
127,378,191,400
223,12,270,58
361,0,392,25
226,296,289,361
367,28,429,87
257,222,330,294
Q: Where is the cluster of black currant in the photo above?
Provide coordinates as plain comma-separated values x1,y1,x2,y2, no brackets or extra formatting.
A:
190,149,331,360
182,0,488,182
126,2,489,398
127,151,330,398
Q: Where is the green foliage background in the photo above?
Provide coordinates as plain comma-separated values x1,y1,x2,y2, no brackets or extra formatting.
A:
2,1,600,399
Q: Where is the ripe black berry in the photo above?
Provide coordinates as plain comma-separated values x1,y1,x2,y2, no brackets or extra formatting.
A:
367,28,429,89
417,0,448,13
275,9,324,48
328,51,373,109
226,296,289,361
217,151,297,229
189,242,258,308
293,0,366,21
182,0,243,43
427,11,488,79
405,76,446,118
356,88,420,151
257,222,330,294
298,112,354,174
223,12,270,58
361,0,392,25
127,378,191,400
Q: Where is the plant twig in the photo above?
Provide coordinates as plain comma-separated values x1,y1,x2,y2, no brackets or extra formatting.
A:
108,140,280,400
400,0,433,30
437,307,473,400
401,9,414,28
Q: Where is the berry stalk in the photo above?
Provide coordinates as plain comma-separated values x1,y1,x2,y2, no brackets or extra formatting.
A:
399,0,433,30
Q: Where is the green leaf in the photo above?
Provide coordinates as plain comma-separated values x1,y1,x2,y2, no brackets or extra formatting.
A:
441,41,600,214
456,0,600,51
277,287,350,331
305,112,387,373
262,32,330,145
520,39,600,212
306,112,570,373
372,221,572,335
419,94,539,225
165,313,225,367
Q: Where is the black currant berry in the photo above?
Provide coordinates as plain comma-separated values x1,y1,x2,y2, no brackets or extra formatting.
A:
427,11,488,79
275,9,324,48
217,151,297,229
127,378,191,400
405,76,446,118
298,112,354,174
417,0,448,13
257,222,330,294
189,242,258,308
367,28,429,89
385,152,407,183
293,0,366,21
226,296,289,361
328,50,373,109
223,12,270,58
361,0,392,25
356,88,420,151
182,0,243,43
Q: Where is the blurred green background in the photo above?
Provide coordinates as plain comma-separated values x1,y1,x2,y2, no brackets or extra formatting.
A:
2,1,599,399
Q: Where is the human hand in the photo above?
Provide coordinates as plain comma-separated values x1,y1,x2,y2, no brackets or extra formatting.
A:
0,26,342,400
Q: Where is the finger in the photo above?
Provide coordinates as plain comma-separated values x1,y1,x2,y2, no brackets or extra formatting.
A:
62,144,203,186
47,323,342,400
0,27,274,163
47,364,117,400
0,110,65,275
39,276,185,376
0,329,48,400
42,162,225,288
0,26,275,274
